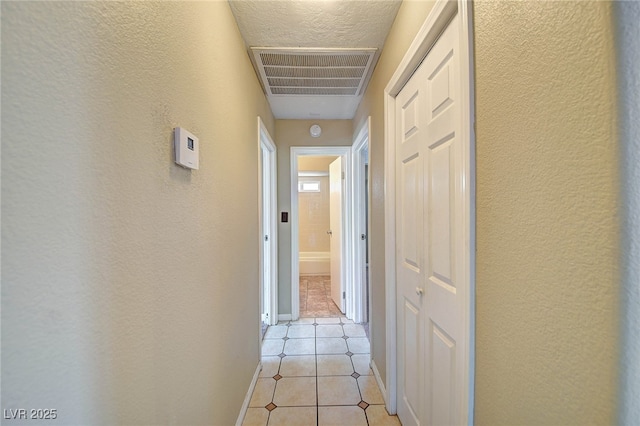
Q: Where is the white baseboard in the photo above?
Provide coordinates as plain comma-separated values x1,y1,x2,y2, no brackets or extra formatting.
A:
278,314,292,321
235,361,262,426
371,359,389,408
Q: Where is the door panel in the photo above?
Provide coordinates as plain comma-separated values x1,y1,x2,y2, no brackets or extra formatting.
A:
429,321,455,425
424,21,462,424
329,157,344,312
403,300,421,425
396,49,426,426
396,13,465,426
261,148,270,327
429,138,453,285
429,51,454,120
260,128,278,327
401,154,421,270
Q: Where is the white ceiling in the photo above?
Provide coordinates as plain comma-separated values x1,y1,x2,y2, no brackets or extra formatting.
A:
228,0,402,119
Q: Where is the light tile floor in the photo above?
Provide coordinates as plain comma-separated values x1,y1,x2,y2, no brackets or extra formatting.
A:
299,276,342,318
243,317,401,426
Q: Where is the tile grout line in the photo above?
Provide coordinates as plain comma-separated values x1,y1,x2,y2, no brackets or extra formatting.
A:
267,343,282,425
257,310,388,425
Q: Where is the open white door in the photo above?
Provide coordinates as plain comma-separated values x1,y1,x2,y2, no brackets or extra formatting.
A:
394,9,471,426
352,118,371,324
329,157,344,313
259,118,277,327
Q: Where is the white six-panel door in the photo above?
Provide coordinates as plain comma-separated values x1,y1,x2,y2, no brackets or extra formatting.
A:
396,12,465,426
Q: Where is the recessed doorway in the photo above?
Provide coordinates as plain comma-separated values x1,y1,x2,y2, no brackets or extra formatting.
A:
290,146,352,321
297,155,342,318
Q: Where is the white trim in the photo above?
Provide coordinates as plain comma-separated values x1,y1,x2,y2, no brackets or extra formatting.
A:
291,146,353,320
383,87,398,416
235,361,262,426
351,118,371,324
258,117,278,326
459,1,476,419
384,0,458,97
383,0,475,422
278,314,292,322
371,359,388,407
298,171,329,177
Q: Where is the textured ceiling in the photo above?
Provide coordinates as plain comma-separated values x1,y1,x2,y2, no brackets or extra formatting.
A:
228,0,402,119
229,1,401,49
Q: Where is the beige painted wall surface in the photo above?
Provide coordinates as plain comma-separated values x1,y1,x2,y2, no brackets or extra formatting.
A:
298,156,337,172
356,0,619,421
474,2,619,424
1,2,273,424
298,157,337,254
353,0,436,387
275,120,352,314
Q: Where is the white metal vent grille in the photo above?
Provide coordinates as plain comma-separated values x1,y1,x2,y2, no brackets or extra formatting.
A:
251,48,377,97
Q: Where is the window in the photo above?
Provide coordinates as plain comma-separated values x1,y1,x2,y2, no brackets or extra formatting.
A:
298,181,320,192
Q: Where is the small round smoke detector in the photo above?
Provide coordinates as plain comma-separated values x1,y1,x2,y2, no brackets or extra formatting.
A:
310,124,322,138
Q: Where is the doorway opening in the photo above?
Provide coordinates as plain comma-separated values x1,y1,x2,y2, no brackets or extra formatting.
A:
290,146,352,321
296,155,342,317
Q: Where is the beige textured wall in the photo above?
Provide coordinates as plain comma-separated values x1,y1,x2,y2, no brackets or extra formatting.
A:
298,157,336,254
353,0,436,387
298,156,337,172
474,2,619,424
275,120,352,314
1,2,273,424
356,0,619,421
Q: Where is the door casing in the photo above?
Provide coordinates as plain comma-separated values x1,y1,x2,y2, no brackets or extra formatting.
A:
290,146,352,321
352,118,371,324
259,117,278,327
383,0,475,419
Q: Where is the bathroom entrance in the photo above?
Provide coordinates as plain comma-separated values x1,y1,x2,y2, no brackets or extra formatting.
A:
297,155,342,316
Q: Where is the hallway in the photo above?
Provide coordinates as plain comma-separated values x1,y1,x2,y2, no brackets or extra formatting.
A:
3,2,630,425
244,277,398,425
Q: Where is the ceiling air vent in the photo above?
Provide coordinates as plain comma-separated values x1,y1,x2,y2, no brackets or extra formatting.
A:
250,48,377,97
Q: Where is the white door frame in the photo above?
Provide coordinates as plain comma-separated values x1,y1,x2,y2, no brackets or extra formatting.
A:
383,0,475,417
291,146,353,321
352,118,371,324
259,117,278,326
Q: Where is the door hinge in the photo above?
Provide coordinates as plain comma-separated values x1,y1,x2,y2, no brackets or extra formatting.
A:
265,235,269,241
342,291,346,299
341,171,345,180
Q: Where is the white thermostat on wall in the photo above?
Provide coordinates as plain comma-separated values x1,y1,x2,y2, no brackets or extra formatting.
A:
174,127,199,170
